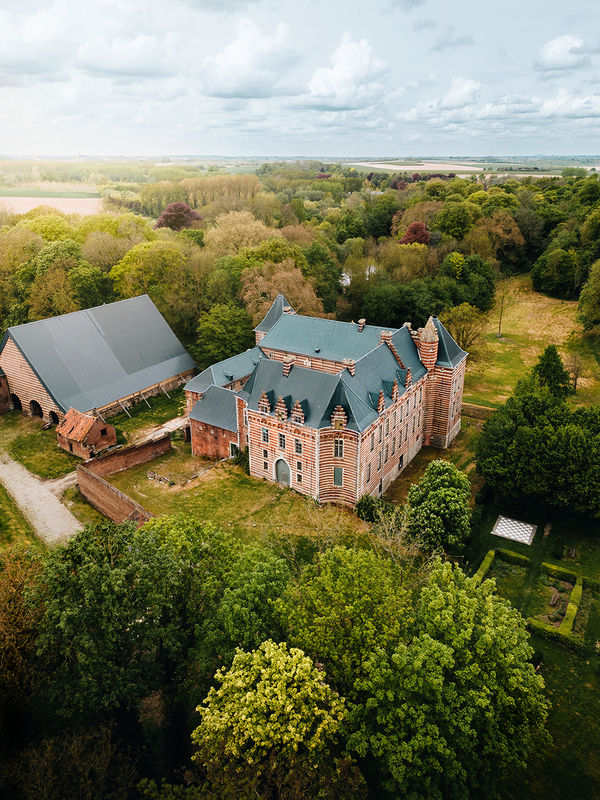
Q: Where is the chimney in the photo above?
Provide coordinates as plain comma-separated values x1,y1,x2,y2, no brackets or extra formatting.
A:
379,330,393,346
282,354,294,377
419,316,439,371
342,358,355,376
358,318,366,333
283,305,295,315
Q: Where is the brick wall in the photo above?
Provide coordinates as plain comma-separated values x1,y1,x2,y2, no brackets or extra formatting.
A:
190,419,237,459
77,467,153,525
84,433,171,477
0,375,10,414
318,428,359,505
261,348,346,376
0,336,63,421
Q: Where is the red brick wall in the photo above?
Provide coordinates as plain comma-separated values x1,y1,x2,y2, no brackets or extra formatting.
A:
261,349,345,375
0,375,10,414
0,336,63,421
318,428,359,505
84,434,172,477
190,419,237,459
77,467,153,526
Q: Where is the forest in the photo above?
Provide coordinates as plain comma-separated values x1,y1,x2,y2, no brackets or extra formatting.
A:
1,160,600,798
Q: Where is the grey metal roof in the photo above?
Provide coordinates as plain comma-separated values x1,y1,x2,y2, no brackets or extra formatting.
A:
259,314,392,362
255,294,294,333
184,347,263,394
189,385,238,431
4,295,195,412
433,318,468,367
390,326,428,382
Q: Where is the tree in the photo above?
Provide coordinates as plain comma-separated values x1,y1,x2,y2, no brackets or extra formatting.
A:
192,641,364,799
407,460,472,552
440,303,490,369
579,258,600,330
204,210,280,255
241,259,324,324
195,302,254,370
17,213,74,242
154,202,202,232
434,202,473,240
348,561,549,800
398,221,430,244
277,547,407,695
532,345,572,398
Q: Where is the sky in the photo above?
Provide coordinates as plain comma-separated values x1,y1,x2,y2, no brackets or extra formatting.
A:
0,0,599,157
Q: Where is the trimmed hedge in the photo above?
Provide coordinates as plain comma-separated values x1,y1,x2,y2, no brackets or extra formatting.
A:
528,617,583,650
496,548,531,566
541,561,578,583
473,549,495,584
558,577,583,636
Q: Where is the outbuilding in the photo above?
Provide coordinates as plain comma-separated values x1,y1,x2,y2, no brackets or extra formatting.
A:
56,408,117,459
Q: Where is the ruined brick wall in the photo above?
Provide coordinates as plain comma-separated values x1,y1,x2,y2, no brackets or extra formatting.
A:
0,375,10,414
77,467,153,525
84,434,171,477
190,419,236,459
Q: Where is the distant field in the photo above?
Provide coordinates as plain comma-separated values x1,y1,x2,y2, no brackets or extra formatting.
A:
463,275,600,408
0,196,103,214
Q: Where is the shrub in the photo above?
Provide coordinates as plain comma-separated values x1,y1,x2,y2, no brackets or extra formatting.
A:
496,548,531,566
541,562,578,583
473,550,495,584
356,495,393,522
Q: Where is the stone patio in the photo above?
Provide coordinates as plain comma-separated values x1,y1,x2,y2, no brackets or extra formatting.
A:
491,515,537,546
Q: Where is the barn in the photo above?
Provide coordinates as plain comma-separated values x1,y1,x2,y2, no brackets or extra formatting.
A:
0,295,195,424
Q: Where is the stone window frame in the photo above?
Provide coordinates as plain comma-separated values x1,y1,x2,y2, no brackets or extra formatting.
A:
333,466,343,487
262,428,269,443
279,433,286,449
295,438,302,455
334,438,344,458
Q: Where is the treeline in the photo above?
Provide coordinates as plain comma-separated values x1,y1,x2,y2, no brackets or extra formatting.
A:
0,507,549,800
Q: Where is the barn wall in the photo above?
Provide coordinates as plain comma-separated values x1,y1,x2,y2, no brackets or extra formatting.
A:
0,375,10,414
0,337,63,420
190,419,237,460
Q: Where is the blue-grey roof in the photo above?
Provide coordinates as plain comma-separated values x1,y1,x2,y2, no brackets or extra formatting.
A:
4,295,195,413
189,385,238,431
184,347,263,394
259,314,391,362
255,294,293,333
433,318,468,367
390,326,428,382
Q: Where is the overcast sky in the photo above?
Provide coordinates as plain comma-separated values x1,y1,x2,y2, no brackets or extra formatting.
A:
0,0,598,157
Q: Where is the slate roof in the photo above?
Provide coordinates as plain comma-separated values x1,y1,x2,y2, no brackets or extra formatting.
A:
189,385,238,432
56,408,97,442
255,293,294,333
2,295,195,413
433,318,468,367
184,347,263,395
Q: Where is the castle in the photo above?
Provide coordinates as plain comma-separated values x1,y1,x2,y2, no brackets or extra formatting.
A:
184,295,467,506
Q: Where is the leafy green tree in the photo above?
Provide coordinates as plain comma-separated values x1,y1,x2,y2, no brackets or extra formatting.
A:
349,561,549,800
17,213,74,241
579,258,600,330
439,303,489,364
277,547,407,694
192,641,365,799
407,460,472,551
434,202,473,240
195,302,254,370
532,345,572,398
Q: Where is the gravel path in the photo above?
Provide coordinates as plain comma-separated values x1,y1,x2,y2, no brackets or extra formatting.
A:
0,456,82,545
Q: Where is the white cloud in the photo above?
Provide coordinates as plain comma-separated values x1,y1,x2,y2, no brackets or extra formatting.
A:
76,34,175,78
536,34,588,71
432,26,475,52
200,19,300,98
307,33,388,110
441,77,480,109
539,88,600,118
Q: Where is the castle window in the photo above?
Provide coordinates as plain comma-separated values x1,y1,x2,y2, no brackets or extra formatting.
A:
279,433,286,449
262,428,269,443
384,445,389,462
393,412,396,429
334,438,343,458
263,461,268,471
412,416,415,433
377,452,382,470
392,438,395,455
419,387,422,403
297,473,302,484
297,461,302,472
385,418,389,435
366,463,371,483
378,426,382,443
370,433,374,452
295,438,302,454
418,411,421,427
333,467,343,487
263,449,268,459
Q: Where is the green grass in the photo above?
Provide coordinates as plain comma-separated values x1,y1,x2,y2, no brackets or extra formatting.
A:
486,560,528,607
0,481,37,548
109,387,186,443
108,440,368,547
61,486,106,527
0,412,78,479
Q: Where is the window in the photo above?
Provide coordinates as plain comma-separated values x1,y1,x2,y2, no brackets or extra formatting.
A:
399,454,404,468
412,416,415,433
262,428,269,443
398,434,401,450
377,452,382,470
295,438,302,454
263,460,268,471
419,387,422,403
378,426,382,443
297,461,302,472
413,394,416,408
393,412,396,429
100,428,107,437
418,411,421,427
333,467,343,487
384,445,389,462
370,432,374,452
334,438,343,458
399,404,403,421
392,438,395,455
366,463,371,483
263,449,268,459
297,473,302,484
385,418,389,435
279,433,286,449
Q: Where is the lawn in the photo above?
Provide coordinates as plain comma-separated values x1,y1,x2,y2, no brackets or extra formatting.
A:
0,481,37,549
108,439,369,547
109,386,186,443
463,275,600,408
62,486,106,527
0,412,78,479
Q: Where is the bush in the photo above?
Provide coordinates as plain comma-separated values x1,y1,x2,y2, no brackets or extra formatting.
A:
356,495,393,522
473,550,495,584
541,562,578,583
231,446,250,474
496,548,531,566
527,618,583,650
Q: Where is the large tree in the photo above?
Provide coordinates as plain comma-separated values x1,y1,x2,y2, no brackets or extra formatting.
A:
532,345,572,399
154,202,201,232
194,302,254,369
579,258,600,330
348,560,549,800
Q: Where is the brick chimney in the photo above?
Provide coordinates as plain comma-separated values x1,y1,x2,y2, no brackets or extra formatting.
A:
282,354,294,376
283,305,295,315
342,358,355,376
357,318,366,332
419,316,439,371
379,330,393,345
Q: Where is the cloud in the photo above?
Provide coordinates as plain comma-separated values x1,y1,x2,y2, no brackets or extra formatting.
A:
200,19,300,98
535,34,592,71
441,77,481,109
432,26,475,52
412,18,437,31
307,33,388,110
388,0,425,8
76,34,175,78
538,88,600,118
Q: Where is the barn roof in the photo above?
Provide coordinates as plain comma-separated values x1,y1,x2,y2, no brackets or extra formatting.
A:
189,385,238,432
3,295,195,413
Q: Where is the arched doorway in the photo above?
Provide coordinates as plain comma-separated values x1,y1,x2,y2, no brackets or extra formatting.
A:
49,410,59,425
30,400,43,418
10,393,22,412
275,458,291,486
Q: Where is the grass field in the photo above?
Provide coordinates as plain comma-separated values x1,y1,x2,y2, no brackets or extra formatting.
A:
463,275,600,408
109,387,186,443
108,439,368,547
0,188,100,198
0,412,78,479
0,481,36,549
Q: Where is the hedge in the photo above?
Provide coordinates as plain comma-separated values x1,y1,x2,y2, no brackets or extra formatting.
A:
473,550,495,584
496,548,531,566
558,577,583,636
541,562,578,583
527,617,583,650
